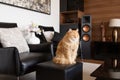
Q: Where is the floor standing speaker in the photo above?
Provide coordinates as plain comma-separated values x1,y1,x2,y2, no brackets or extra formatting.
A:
81,15,92,59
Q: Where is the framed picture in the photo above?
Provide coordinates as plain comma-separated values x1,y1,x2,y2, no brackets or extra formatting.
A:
0,0,51,15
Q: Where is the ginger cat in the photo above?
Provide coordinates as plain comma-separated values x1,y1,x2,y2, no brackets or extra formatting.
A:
53,29,80,65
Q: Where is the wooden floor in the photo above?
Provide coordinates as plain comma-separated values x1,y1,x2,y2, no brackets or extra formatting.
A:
0,72,36,80
77,57,104,64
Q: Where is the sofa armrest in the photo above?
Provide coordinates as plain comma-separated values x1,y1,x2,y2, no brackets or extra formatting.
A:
28,42,54,58
0,47,21,76
28,42,51,52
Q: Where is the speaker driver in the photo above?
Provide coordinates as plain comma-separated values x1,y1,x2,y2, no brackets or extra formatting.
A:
82,25,90,32
82,34,90,42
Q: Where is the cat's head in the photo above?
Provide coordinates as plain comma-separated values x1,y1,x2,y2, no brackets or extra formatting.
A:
66,28,80,42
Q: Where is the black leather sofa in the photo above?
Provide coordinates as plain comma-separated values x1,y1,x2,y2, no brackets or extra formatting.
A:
0,22,54,80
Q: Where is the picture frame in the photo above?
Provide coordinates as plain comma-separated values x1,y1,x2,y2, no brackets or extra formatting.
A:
0,0,51,15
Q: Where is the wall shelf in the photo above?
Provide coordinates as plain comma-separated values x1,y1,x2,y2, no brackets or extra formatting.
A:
60,10,84,24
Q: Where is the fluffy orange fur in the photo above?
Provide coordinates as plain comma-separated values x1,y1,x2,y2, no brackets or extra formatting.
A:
53,29,80,64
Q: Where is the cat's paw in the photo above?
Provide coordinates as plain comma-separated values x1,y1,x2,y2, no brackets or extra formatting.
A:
52,58,63,64
70,61,76,64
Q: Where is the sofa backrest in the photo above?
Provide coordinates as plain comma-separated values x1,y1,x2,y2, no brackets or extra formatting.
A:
0,22,17,48
39,25,54,31
0,22,17,28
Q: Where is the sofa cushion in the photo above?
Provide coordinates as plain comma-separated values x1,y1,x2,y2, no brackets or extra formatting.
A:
0,27,29,53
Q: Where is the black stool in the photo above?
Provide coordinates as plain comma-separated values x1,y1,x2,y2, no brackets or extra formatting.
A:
36,61,82,80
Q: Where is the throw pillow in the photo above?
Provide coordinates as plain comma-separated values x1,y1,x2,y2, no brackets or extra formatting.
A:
43,31,54,42
0,27,29,53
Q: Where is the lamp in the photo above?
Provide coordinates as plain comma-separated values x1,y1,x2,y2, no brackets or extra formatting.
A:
109,19,120,42
109,19,120,70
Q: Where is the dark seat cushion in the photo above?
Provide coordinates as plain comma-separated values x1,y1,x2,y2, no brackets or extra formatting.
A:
19,52,51,75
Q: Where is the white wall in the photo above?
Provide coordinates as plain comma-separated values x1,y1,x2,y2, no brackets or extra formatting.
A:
0,0,60,32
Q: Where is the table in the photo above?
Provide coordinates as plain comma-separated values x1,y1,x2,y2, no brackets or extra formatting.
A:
92,41,120,60
36,61,82,80
91,64,120,80
91,41,120,80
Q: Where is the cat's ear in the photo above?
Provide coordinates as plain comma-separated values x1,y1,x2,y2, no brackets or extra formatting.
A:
76,29,79,32
68,28,72,32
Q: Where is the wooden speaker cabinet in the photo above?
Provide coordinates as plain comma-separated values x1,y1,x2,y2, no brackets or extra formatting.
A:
60,0,84,12
60,0,67,12
81,15,92,59
67,0,84,11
